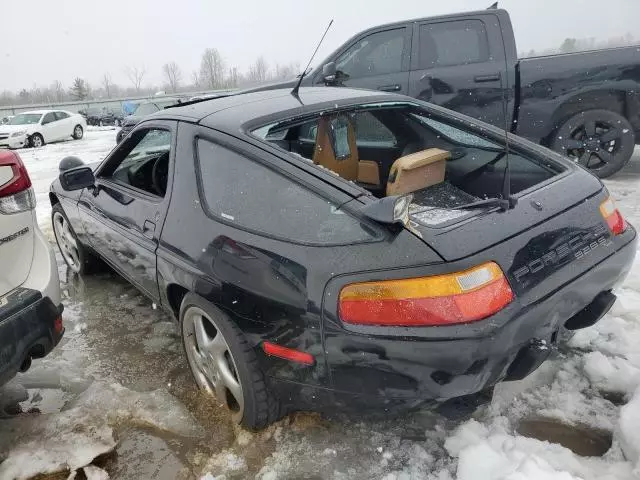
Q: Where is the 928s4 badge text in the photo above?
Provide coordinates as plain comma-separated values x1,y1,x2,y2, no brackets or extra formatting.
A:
512,224,612,284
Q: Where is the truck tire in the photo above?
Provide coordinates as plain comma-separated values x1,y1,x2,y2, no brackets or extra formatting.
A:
551,110,635,178
179,293,281,430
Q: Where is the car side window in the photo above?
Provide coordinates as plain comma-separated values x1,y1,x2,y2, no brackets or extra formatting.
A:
55,111,70,120
336,28,406,78
42,112,56,124
419,20,490,69
354,112,397,146
102,128,172,197
196,139,378,245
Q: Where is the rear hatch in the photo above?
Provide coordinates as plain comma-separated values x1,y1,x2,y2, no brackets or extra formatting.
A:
409,166,615,302
0,152,35,297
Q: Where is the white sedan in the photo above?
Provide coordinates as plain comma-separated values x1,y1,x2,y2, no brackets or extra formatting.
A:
0,110,86,149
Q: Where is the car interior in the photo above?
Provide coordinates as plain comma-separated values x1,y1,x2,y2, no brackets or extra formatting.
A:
107,130,171,197
254,106,562,222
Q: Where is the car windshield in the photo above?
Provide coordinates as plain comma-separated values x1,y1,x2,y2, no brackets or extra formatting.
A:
8,113,42,125
132,103,160,116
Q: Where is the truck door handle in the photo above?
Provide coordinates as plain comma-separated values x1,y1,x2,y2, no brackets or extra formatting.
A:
378,84,401,92
474,73,501,83
143,220,155,239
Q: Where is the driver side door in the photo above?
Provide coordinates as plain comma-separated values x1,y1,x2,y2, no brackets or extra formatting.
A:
78,121,176,300
320,26,412,94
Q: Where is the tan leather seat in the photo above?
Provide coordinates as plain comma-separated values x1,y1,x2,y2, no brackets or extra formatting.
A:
386,148,449,196
357,160,381,186
313,115,359,181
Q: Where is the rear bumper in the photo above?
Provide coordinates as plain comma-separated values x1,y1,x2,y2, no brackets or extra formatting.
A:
301,227,637,412
0,288,64,385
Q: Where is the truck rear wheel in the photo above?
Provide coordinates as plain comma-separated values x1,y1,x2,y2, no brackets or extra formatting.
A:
551,110,635,178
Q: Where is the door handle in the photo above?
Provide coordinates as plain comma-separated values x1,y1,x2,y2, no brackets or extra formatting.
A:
474,73,501,83
378,84,401,92
143,220,156,239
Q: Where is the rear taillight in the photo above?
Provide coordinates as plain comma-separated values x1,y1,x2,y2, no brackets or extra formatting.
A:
0,151,35,214
339,262,514,327
600,197,626,236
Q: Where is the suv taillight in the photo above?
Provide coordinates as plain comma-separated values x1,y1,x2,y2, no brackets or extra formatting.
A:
0,151,35,214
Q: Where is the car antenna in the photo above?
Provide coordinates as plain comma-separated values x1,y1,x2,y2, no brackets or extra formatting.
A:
291,19,334,100
487,2,498,9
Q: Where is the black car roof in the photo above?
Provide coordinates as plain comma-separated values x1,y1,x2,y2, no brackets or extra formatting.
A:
149,87,409,132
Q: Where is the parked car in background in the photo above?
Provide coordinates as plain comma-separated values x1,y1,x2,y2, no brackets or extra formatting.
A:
0,150,63,385
116,98,184,143
50,88,635,429
1,116,14,125
84,106,124,127
250,8,640,178
0,110,86,149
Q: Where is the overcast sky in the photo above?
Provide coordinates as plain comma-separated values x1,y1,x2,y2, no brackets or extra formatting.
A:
2,0,639,92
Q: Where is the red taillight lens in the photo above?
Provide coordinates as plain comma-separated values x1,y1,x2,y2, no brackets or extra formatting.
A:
339,262,514,327
600,197,626,236
262,342,315,366
0,150,32,198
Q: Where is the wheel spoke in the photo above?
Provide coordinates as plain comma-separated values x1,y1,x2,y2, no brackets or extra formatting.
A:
595,150,613,164
69,247,81,267
62,223,77,247
600,128,621,143
217,357,243,408
193,316,211,351
579,152,592,166
584,121,596,137
208,332,228,358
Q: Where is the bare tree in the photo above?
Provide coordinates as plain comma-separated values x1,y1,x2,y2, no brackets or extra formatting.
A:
199,48,225,89
227,67,241,88
125,65,146,93
162,61,182,92
273,62,300,81
102,73,114,98
191,70,200,88
52,80,65,102
247,56,269,84
69,78,89,100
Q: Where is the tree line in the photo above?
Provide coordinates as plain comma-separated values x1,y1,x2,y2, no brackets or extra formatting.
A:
519,33,636,58
0,50,300,106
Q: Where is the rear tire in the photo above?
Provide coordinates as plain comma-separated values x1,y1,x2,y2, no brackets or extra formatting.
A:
51,203,100,275
179,293,281,430
29,133,44,148
72,125,84,140
551,110,635,178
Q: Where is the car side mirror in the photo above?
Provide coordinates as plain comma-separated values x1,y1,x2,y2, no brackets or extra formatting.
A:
59,166,95,191
323,62,337,84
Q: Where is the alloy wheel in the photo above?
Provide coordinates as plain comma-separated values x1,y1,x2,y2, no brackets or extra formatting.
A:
31,135,43,148
53,212,81,272
182,307,244,422
74,126,83,139
559,119,624,172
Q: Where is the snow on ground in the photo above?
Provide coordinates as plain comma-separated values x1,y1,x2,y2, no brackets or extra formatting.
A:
5,135,640,479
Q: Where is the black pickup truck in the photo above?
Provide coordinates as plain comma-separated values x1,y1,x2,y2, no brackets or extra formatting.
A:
252,8,640,178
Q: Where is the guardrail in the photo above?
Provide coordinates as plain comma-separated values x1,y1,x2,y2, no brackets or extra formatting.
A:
0,89,236,117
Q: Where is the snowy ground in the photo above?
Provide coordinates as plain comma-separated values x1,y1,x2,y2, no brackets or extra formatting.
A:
1,131,640,479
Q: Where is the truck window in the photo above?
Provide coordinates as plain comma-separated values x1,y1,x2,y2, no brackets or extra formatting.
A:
419,20,489,69
336,28,406,78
